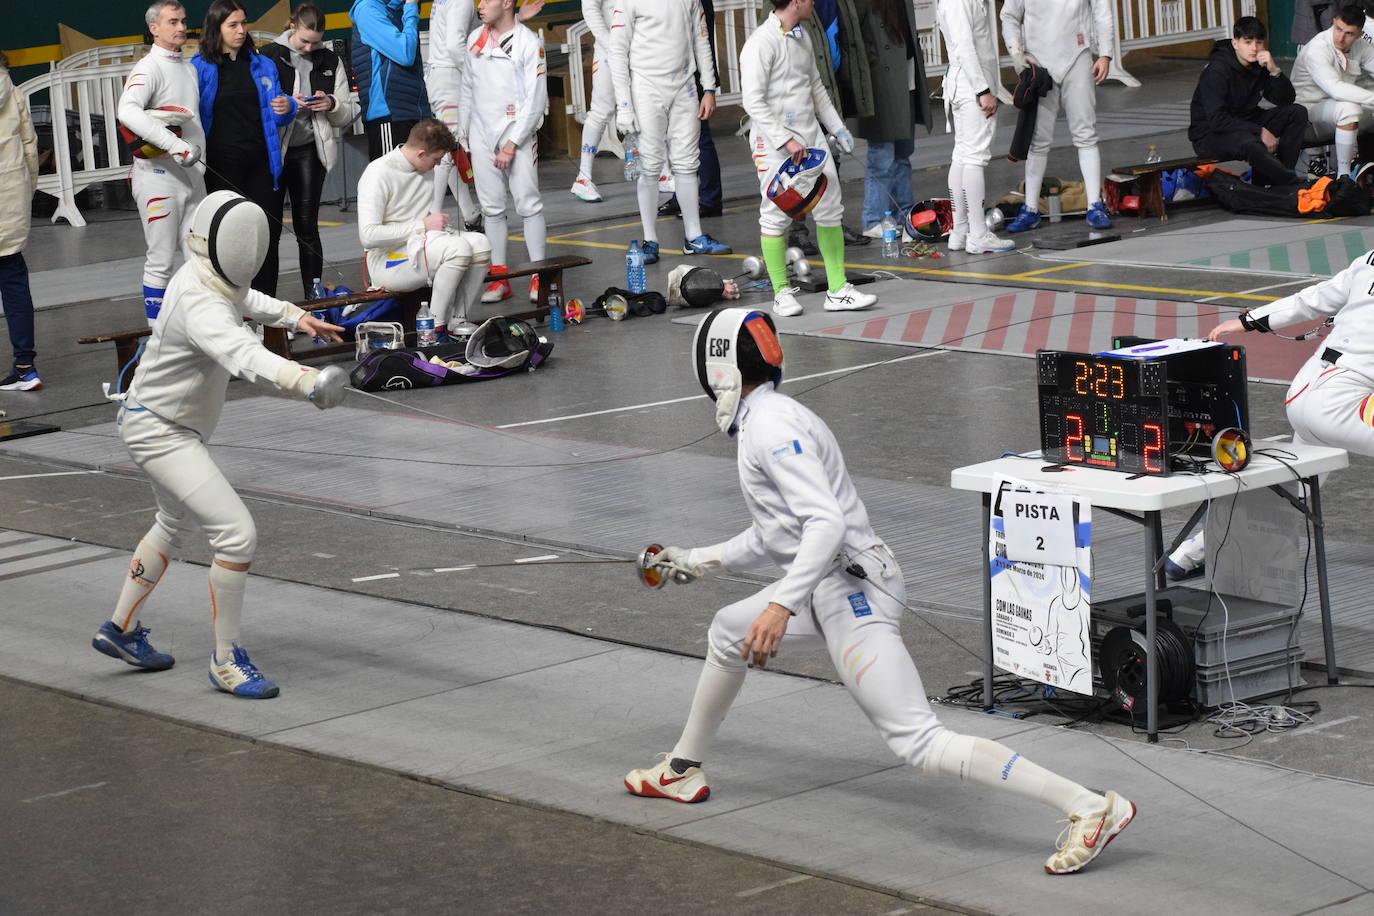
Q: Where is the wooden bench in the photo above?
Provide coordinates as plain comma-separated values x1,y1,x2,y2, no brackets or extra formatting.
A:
79,255,594,376
1112,156,1217,221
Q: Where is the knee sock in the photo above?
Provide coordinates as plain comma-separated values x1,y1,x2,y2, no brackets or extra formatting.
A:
432,159,451,213
923,731,1103,816
455,255,490,326
111,530,174,630
453,174,479,225
1078,145,1103,205
815,223,847,292
431,257,471,329
948,162,967,236
486,214,509,267
677,172,703,242
964,166,987,235
1024,153,1048,214
1337,128,1358,177
636,175,660,243
760,234,790,292
522,212,547,262
209,562,248,663
671,648,747,763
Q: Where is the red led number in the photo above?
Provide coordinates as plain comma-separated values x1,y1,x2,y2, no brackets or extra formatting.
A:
1065,414,1086,462
1143,423,1164,473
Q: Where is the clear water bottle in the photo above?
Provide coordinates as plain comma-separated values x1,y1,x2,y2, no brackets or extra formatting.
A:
881,210,900,259
623,131,641,182
310,276,324,299
626,239,647,294
1145,145,1162,164
416,300,437,348
548,280,564,333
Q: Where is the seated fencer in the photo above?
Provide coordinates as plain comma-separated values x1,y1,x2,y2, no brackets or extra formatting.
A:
357,118,492,339
92,190,348,698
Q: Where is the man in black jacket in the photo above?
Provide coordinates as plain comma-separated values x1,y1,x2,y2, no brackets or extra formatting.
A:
1189,16,1308,186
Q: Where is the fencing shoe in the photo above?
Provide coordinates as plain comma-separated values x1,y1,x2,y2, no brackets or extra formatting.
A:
624,754,710,803
1006,204,1041,232
683,234,732,256
1045,791,1136,874
570,175,603,202
773,286,803,317
965,231,1015,254
0,366,41,391
92,620,175,670
1086,200,1114,229
1165,532,1205,581
947,230,967,252
824,283,877,311
642,240,661,265
209,646,280,699
482,265,512,303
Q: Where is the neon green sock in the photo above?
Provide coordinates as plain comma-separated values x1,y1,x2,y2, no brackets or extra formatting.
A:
815,224,847,292
760,234,790,292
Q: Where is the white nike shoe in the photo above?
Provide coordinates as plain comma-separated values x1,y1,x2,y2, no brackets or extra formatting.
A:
1045,790,1136,874
965,231,1015,254
570,175,603,202
824,282,877,311
624,754,710,803
773,286,803,317
947,229,967,251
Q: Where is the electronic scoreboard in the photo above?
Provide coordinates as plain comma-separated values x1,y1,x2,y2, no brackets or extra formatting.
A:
1037,337,1249,476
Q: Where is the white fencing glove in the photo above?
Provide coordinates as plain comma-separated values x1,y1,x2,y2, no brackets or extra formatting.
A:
166,138,201,167
276,362,321,401
657,543,725,580
830,128,855,155
1009,49,1028,73
616,103,639,136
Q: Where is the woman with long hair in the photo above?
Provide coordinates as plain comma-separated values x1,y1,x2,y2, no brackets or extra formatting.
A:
193,0,297,295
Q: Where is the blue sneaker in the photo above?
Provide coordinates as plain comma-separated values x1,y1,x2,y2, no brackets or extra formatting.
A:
1086,201,1114,229
92,620,175,670
642,240,660,265
1165,559,1205,581
1006,204,1041,233
682,234,732,255
209,646,280,698
0,366,41,391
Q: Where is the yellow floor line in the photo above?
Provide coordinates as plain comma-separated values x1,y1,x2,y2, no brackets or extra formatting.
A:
1013,261,1091,278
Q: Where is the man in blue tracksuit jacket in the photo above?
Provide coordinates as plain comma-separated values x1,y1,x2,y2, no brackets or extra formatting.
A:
352,0,430,159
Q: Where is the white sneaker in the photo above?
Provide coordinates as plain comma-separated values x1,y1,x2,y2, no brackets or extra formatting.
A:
570,175,602,202
947,230,967,251
624,754,710,803
965,231,1015,254
1045,791,1136,874
773,286,803,317
861,224,884,239
824,282,877,311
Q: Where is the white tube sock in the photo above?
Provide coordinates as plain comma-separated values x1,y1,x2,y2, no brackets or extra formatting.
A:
1024,153,1047,214
636,175,660,243
671,647,747,763
209,562,248,662
486,214,509,267
111,531,175,630
677,172,703,242
455,255,490,327
522,212,547,262
923,731,1103,816
1336,128,1358,177
948,162,967,236
1078,144,1103,205
430,256,471,329
963,165,987,234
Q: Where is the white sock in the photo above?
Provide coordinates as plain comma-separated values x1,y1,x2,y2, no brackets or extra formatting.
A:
963,165,987,235
1078,145,1103,205
671,647,746,763
110,530,174,631
1336,128,1358,177
430,257,470,329
522,212,547,262
209,562,248,663
454,176,479,225
1024,153,1047,214
923,731,1103,816
948,162,967,237
677,172,703,242
486,213,509,267
455,256,489,326
636,175,659,243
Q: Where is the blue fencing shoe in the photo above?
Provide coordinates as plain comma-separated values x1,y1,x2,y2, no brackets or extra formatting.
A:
1086,201,1114,229
92,620,175,670
683,234,732,255
209,646,280,698
1006,204,1042,232
642,240,660,264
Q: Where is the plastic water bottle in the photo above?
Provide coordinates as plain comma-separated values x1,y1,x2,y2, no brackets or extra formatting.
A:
880,210,900,259
310,276,324,299
626,240,647,294
623,131,641,182
1145,145,1162,164
548,280,564,333
416,301,437,348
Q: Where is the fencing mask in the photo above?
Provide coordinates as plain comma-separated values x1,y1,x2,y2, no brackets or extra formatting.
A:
668,265,727,308
118,106,193,159
189,190,270,288
693,308,784,435
766,149,830,220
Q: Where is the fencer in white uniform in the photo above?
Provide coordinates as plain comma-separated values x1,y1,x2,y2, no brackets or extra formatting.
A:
624,308,1136,875
938,0,1015,254
570,0,616,202
425,0,483,229
91,191,347,698
358,118,492,337
458,0,547,304
740,0,871,318
1292,9,1374,177
1000,0,1115,232
118,1,206,325
610,0,730,261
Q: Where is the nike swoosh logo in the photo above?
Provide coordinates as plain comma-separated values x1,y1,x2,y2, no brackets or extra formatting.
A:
1084,816,1106,848
658,772,686,786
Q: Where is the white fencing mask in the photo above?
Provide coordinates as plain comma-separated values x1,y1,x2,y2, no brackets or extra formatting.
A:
189,190,270,289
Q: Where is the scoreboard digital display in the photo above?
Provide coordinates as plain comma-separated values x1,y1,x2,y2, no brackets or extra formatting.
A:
1037,339,1249,477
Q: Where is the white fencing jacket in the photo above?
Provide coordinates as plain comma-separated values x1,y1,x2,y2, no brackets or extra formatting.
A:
937,0,1001,100
428,0,477,73
1249,251,1374,381
357,147,432,279
583,0,613,48
458,22,548,152
715,385,884,614
117,45,206,166
609,0,718,97
740,12,844,151
1000,0,1115,84
1292,26,1374,108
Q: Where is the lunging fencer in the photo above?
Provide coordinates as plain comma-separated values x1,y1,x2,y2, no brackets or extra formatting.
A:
118,0,207,326
357,119,491,338
92,191,347,698
570,0,616,203
626,307,1136,875
742,0,873,318
1000,0,1116,232
610,0,731,262
460,0,549,305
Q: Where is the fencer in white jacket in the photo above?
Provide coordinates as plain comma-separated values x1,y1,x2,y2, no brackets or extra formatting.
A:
458,2,548,304
570,0,617,202
1000,0,1115,232
623,308,1136,877
937,0,1014,254
1293,12,1374,176
117,1,206,325
92,191,346,699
